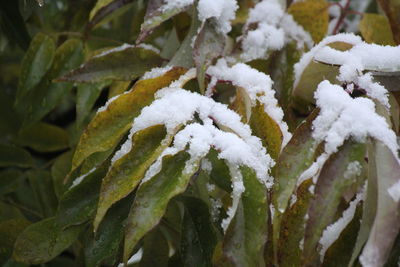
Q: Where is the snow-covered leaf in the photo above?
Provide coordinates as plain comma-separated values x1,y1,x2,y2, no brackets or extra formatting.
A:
71,67,186,171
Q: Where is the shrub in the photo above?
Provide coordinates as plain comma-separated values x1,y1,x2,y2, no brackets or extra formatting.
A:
1,0,400,266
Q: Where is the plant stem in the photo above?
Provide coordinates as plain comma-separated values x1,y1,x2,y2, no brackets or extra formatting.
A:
332,0,351,35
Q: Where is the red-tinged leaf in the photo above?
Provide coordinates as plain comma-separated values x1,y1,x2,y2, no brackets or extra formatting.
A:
359,141,400,266
222,167,268,267
59,46,163,83
123,151,200,263
71,67,186,171
303,140,367,265
93,125,173,231
193,19,225,93
272,109,321,253
278,179,313,267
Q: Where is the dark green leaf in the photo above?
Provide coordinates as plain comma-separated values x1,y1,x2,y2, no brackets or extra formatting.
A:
0,169,26,196
16,122,69,152
0,219,31,265
0,144,33,168
223,167,268,267
13,217,84,264
51,151,73,199
139,228,169,267
59,46,163,83
123,151,200,262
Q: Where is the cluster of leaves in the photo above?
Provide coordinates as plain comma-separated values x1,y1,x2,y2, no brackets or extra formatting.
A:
1,0,400,266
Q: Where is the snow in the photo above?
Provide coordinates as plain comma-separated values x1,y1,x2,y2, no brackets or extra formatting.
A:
160,0,193,12
141,66,173,80
97,90,131,113
206,59,292,146
319,188,364,260
201,158,213,174
70,168,96,188
343,161,362,180
240,0,312,62
388,180,400,202
197,0,238,34
93,43,133,58
312,80,398,157
136,43,160,54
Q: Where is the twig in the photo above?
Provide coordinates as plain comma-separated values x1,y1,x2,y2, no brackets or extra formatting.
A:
332,0,351,34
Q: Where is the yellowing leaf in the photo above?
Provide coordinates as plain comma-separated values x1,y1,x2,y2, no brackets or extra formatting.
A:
359,13,396,45
288,0,329,43
72,67,186,171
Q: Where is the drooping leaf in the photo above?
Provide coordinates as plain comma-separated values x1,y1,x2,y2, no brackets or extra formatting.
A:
90,0,114,21
180,197,217,267
71,67,186,170
55,165,108,229
322,205,362,267
84,196,131,267
193,19,225,93
0,218,31,265
13,217,84,264
359,13,396,46
16,33,55,102
16,122,69,152
278,179,313,267
0,144,33,168
123,151,200,262
249,102,283,161
302,140,367,265
137,0,192,43
59,46,163,83
27,170,58,218
17,38,84,127
359,141,400,266
222,167,268,267
139,228,169,267
288,0,329,43
94,125,172,231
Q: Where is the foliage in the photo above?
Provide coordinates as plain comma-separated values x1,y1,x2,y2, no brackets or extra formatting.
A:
1,0,400,266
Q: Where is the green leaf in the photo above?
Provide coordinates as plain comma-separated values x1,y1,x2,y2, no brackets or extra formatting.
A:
51,151,73,199
71,67,186,171
303,140,367,265
193,19,225,94
16,122,69,152
84,196,131,267
137,0,192,43
359,141,400,266
0,219,31,265
0,169,26,196
56,165,108,229
123,151,200,262
16,33,55,103
0,144,33,168
180,197,217,267
17,38,84,127
76,82,109,128
0,202,25,222
90,0,114,20
27,170,58,218
139,228,169,267
59,46,163,83
94,125,172,231
13,217,84,264
222,167,268,267
277,179,313,267
359,13,396,46
288,0,329,43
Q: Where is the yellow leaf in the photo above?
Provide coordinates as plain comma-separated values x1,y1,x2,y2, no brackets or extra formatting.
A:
288,0,329,43
359,13,396,45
